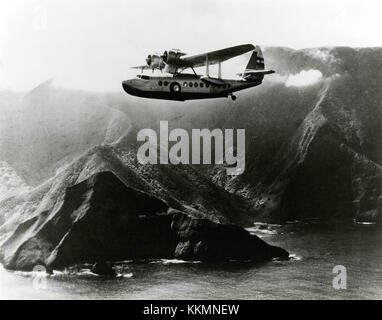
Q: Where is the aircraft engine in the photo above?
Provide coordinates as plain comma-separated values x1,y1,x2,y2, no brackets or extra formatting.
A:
146,54,165,70
162,50,186,65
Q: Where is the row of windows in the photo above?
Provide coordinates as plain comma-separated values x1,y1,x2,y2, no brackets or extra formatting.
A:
157,81,230,89
183,82,205,88
183,82,230,89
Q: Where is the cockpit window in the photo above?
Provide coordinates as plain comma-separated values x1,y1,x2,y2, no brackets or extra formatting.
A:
137,75,150,80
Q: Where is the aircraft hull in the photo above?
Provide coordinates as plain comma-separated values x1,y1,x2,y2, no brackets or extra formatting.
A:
122,81,228,101
122,76,261,101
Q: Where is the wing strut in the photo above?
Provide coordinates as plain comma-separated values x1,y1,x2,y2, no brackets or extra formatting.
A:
218,61,221,79
206,55,209,77
191,67,198,76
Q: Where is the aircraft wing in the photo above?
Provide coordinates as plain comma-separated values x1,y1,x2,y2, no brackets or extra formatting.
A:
181,44,255,68
131,65,151,70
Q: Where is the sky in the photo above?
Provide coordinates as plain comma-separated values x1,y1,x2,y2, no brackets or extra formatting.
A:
0,0,381,91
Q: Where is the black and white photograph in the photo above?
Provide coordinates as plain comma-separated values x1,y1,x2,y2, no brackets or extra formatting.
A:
0,0,381,306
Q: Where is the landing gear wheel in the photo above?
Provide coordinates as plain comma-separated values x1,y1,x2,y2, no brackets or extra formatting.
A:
231,95,237,101
170,82,181,93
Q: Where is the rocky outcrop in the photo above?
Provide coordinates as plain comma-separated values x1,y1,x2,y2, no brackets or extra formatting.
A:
171,211,288,261
91,261,117,276
0,171,288,271
353,174,382,223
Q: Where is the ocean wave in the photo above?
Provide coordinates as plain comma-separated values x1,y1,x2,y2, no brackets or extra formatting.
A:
271,253,301,263
353,220,376,225
286,220,301,224
13,270,49,278
11,267,133,278
149,259,202,265
121,273,133,278
253,222,282,227
288,253,302,261
246,226,278,236
55,269,134,278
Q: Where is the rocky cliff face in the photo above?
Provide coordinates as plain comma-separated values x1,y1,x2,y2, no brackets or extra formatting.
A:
0,47,381,270
0,171,287,271
209,47,382,223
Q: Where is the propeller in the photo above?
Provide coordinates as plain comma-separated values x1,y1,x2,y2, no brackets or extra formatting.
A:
162,51,168,64
145,54,152,66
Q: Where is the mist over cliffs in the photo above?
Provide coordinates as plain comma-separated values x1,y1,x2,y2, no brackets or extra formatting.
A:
0,47,381,269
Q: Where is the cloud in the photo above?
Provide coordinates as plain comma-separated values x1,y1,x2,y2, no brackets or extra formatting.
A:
285,69,323,87
0,161,30,201
304,48,337,63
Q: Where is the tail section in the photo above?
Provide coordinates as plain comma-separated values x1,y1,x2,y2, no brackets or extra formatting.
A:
245,45,265,71
238,45,275,80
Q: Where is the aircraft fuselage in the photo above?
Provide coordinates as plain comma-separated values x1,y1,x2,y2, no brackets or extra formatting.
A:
122,74,263,101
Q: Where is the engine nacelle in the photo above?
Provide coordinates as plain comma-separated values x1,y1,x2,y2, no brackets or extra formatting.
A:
162,49,186,65
146,53,165,70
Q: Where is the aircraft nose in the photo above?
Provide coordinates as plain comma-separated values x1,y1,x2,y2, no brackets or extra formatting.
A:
122,80,132,92
122,79,144,95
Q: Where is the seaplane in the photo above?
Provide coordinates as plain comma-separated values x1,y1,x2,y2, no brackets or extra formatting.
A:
122,44,274,101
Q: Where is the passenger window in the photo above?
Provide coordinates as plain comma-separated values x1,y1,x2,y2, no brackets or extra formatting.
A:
158,81,163,86
194,82,198,88
164,81,168,86
183,82,188,87
200,83,204,88
189,82,193,87
206,84,210,88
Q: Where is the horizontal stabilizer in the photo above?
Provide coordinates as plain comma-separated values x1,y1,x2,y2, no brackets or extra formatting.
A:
237,69,275,78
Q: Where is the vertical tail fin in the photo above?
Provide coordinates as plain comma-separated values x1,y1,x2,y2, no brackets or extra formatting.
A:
237,45,275,79
245,45,265,71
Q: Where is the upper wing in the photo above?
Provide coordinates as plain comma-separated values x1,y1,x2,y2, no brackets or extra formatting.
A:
181,44,255,68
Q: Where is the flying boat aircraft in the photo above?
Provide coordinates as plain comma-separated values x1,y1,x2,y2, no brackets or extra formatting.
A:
122,44,274,101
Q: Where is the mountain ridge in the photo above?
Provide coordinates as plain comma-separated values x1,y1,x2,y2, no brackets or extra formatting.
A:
0,46,381,269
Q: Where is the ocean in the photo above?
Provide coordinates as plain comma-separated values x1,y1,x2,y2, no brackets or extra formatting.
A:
1,220,381,300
